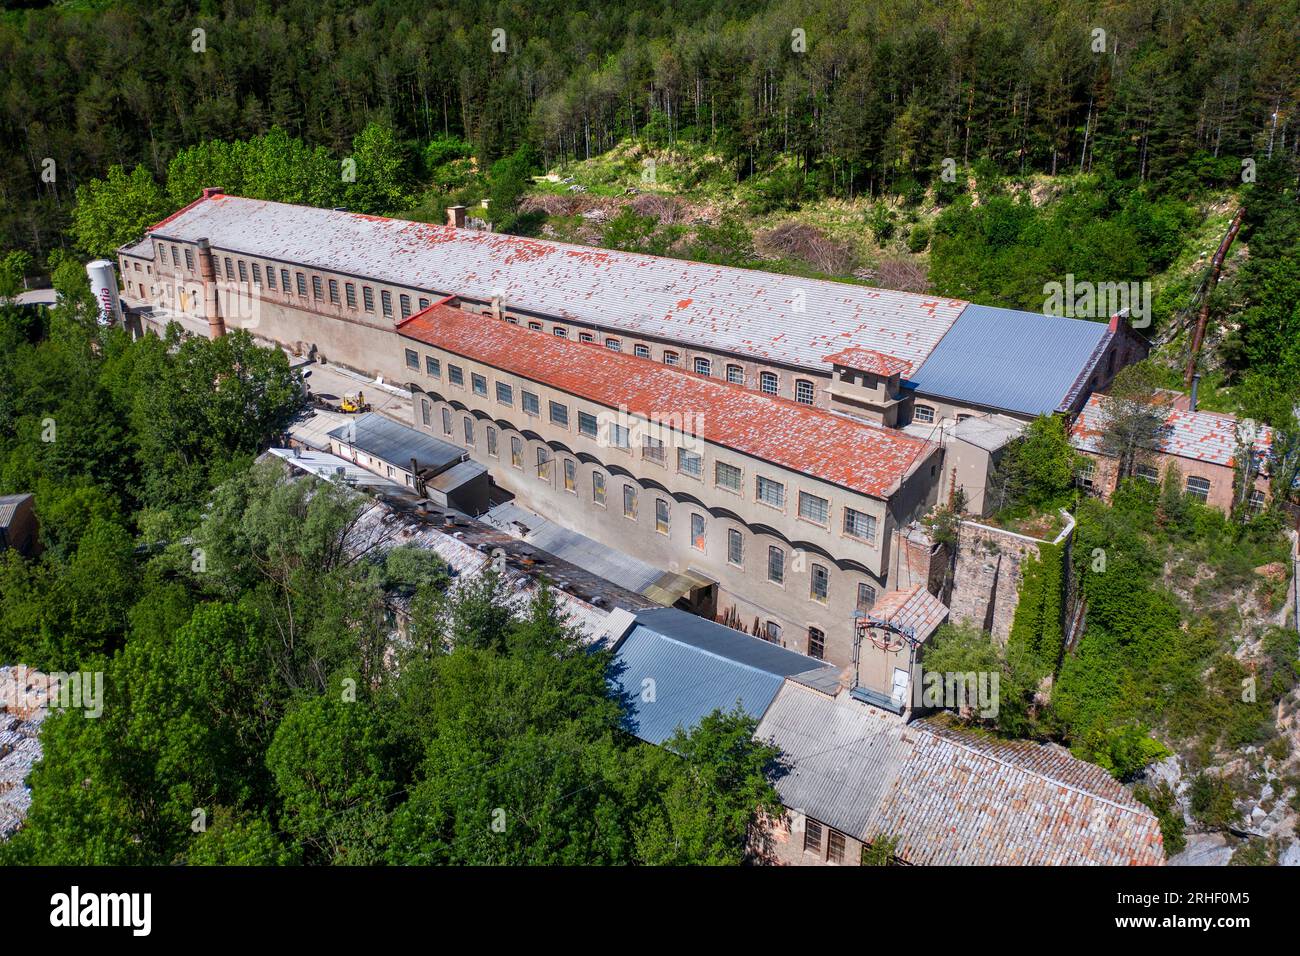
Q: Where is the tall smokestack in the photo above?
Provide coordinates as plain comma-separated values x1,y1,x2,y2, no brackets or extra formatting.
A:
196,238,225,339
446,205,467,228
1190,374,1200,412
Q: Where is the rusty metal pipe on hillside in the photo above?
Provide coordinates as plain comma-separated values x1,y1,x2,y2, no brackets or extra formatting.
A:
1184,207,1245,387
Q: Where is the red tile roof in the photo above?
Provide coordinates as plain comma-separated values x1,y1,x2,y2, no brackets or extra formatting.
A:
400,304,937,500
822,346,912,378
1072,394,1273,468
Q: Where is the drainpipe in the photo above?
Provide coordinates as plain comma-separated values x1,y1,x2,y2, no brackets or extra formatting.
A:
196,238,225,339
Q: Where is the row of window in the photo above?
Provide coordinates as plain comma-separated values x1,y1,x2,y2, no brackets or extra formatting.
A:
1074,458,1260,508
412,361,880,544
504,313,819,404
419,397,880,626
804,819,849,863
154,242,431,321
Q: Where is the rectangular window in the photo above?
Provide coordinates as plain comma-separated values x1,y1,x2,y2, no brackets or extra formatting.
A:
280,268,291,291
808,628,825,661
768,546,784,584
296,273,308,296
563,458,576,492
312,275,323,299
578,332,594,343
634,344,650,359
690,513,706,551
237,260,248,282
716,461,742,491
913,404,935,424
448,365,464,387
496,382,513,405
535,446,551,480
553,327,568,338
610,423,629,449
760,371,778,395
185,248,195,271
593,471,607,505
381,291,393,317
663,351,679,367
419,298,430,310
655,498,670,535
694,357,711,376
265,264,276,288
171,246,180,266
756,476,785,509
857,583,877,613
441,407,452,435
799,491,829,525
1186,476,1211,502
251,262,262,285
549,401,569,428
1248,488,1266,514
425,356,441,378
795,379,815,405
677,448,702,478
362,286,375,312
764,621,782,643
811,564,829,602
1075,458,1095,490
400,294,412,318
345,283,357,308
224,256,234,279
510,436,523,469
843,507,877,543
642,436,665,464
329,279,340,304
471,373,487,397
578,411,598,438
463,417,475,445
1136,464,1159,483
605,338,621,352
420,398,431,426
527,321,542,331
623,484,638,518
404,348,419,370
726,364,744,385
805,819,823,855
827,830,846,864
727,528,743,566
522,391,540,416
486,426,498,458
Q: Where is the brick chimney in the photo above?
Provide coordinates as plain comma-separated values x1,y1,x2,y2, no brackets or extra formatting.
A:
446,205,467,228
195,238,225,339
202,187,224,199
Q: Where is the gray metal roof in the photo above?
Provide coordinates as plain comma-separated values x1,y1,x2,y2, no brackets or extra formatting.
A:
326,412,463,473
610,608,835,746
0,494,32,528
149,194,967,372
909,304,1112,416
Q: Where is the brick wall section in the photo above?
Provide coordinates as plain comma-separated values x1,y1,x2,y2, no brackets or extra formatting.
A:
946,516,1073,644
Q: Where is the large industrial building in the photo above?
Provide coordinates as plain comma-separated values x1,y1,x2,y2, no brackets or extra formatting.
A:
115,189,1148,707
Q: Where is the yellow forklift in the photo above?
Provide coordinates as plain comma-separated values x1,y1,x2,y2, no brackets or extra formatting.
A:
339,391,371,414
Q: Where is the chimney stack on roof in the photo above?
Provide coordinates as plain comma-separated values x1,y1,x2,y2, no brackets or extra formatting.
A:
195,237,225,340
446,205,467,228
202,187,224,199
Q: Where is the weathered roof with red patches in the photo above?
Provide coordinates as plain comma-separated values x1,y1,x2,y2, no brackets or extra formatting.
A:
400,303,937,500
822,346,913,378
146,194,967,373
1072,394,1273,468
861,583,948,642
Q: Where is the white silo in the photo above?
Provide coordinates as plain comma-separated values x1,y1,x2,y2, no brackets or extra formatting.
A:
85,259,123,327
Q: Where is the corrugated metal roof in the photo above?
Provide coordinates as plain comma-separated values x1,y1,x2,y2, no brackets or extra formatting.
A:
326,412,464,472
757,684,1166,865
401,304,937,500
148,193,967,372
910,304,1112,416
0,494,32,528
1071,393,1273,468
610,608,836,746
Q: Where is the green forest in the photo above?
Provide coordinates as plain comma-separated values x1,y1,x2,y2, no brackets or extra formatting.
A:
0,0,1298,865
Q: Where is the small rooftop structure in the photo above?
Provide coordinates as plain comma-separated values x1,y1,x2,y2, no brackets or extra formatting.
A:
859,583,949,645
757,682,1165,866
327,412,465,475
822,346,912,378
401,304,937,500
908,304,1114,417
268,448,407,495
1071,393,1273,468
609,607,837,747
